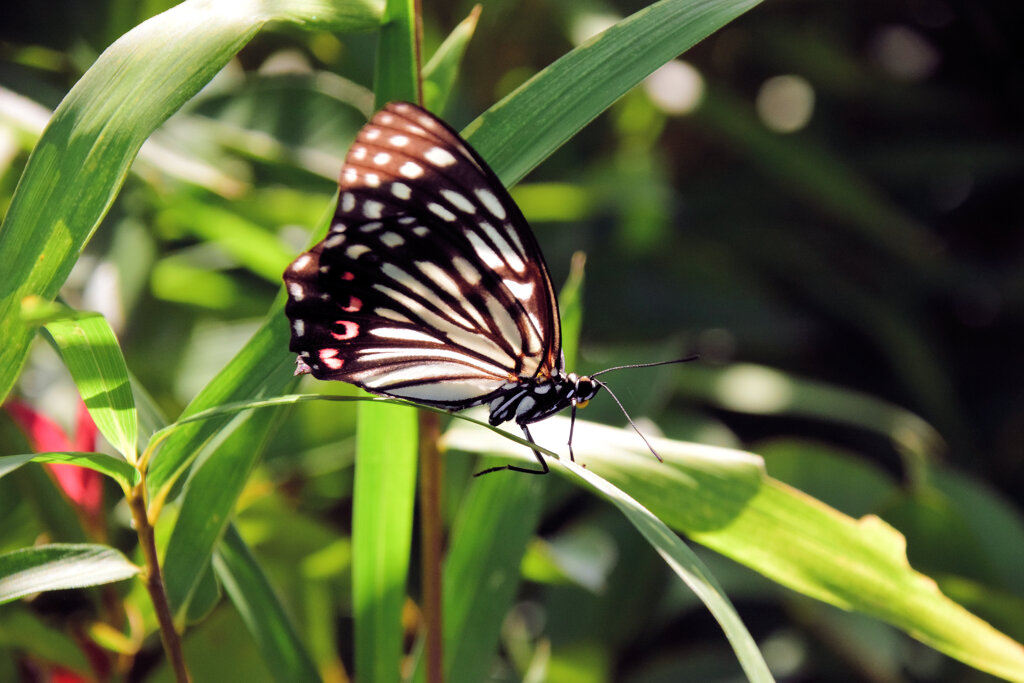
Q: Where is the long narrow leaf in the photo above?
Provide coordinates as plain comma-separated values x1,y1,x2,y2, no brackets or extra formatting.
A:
43,312,138,462
463,0,763,186
352,402,418,683
162,407,289,620
214,525,322,683
0,452,137,491
0,544,139,604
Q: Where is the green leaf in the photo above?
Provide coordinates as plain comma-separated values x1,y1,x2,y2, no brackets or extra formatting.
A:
0,543,139,604
565,462,773,682
0,605,91,674
462,0,763,186
214,525,322,683
443,416,1024,681
0,452,138,491
145,311,299,508
411,471,547,683
422,6,481,114
40,311,139,462
374,0,419,107
0,0,381,404
352,401,418,683
162,407,288,620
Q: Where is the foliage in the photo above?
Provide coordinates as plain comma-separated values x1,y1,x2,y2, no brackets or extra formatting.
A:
1,0,1022,681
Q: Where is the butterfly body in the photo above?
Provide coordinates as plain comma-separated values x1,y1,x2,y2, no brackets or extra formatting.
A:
284,101,620,474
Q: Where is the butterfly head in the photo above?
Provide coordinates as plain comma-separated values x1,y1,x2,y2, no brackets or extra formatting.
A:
571,374,600,409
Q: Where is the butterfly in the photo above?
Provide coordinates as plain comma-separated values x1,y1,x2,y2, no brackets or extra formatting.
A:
283,102,689,475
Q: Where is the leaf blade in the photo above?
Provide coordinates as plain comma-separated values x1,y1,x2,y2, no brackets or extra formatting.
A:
0,544,139,604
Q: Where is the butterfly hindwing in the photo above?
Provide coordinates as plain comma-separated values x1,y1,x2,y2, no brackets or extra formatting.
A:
284,102,563,410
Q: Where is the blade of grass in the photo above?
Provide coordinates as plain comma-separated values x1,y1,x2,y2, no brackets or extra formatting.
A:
565,461,773,682
422,6,481,114
374,0,420,107
162,406,290,621
462,0,763,186
214,525,322,683
352,402,418,683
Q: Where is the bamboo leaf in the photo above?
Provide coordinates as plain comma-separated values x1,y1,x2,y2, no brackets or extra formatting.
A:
0,544,139,604
41,311,138,462
443,416,1024,681
0,452,137,491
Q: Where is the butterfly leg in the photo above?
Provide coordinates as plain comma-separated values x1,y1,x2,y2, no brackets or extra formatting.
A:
472,424,550,476
567,403,578,463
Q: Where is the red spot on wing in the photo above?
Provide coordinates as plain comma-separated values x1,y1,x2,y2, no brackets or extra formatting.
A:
331,320,360,340
342,271,355,281
342,296,362,312
319,348,345,370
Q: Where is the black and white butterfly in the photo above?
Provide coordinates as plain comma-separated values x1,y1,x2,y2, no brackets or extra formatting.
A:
284,102,687,475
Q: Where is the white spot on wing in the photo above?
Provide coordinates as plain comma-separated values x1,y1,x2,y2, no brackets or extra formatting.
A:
288,283,304,300
428,203,457,222
504,279,535,300
452,256,481,285
391,182,411,199
515,396,537,419
484,294,523,352
346,244,371,259
389,135,410,146
442,189,476,214
413,226,430,237
365,173,380,187
291,254,312,271
365,128,381,140
475,188,507,220
376,308,411,322
341,192,355,212
343,168,358,183
364,200,383,218
400,161,424,178
370,327,441,343
352,147,367,160
324,234,345,248
479,222,526,273
425,146,457,167
465,231,503,268
373,152,391,166
360,221,382,232
381,232,405,247
293,320,305,337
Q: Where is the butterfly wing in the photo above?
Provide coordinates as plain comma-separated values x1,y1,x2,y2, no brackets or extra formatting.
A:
284,102,562,410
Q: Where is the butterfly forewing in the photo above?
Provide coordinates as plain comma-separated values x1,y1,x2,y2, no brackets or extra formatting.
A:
284,102,563,410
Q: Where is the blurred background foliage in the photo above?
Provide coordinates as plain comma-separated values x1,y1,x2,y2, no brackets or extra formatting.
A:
1,0,1023,681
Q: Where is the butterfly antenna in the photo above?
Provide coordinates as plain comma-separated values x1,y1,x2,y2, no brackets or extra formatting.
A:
590,378,664,463
588,355,699,379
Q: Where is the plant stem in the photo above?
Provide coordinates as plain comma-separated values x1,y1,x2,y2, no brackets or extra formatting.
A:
127,481,191,682
418,411,443,683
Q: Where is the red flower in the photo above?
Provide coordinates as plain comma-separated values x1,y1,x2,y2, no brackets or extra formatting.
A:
6,400,104,521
